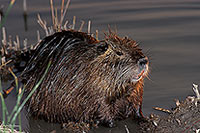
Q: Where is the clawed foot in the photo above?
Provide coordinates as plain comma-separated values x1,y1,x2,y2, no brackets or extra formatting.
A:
102,119,116,128
134,109,148,123
136,116,148,123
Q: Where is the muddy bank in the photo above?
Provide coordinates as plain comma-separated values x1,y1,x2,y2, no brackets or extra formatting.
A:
140,89,200,133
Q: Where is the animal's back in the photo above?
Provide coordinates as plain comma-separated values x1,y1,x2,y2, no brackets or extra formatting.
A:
23,30,101,122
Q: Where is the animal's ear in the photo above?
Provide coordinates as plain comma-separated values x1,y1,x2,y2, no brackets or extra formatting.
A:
96,42,108,54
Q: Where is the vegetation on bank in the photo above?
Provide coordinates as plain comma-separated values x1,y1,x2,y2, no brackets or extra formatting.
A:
0,56,51,132
0,0,51,132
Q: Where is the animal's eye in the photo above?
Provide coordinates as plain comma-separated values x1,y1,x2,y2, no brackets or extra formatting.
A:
116,51,123,56
97,42,108,54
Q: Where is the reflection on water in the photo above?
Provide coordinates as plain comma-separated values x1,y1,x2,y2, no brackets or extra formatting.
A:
1,0,200,132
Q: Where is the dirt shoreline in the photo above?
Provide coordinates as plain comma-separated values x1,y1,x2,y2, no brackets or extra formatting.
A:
139,90,200,132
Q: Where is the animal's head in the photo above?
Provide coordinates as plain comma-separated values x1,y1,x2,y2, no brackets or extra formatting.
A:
88,32,149,97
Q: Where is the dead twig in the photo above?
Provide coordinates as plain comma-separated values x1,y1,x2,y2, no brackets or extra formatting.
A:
37,14,49,36
153,107,171,114
88,20,91,34
60,0,70,27
2,27,8,55
0,60,12,69
193,84,200,99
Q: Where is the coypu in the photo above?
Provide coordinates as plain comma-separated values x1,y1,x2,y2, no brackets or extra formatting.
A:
20,30,149,131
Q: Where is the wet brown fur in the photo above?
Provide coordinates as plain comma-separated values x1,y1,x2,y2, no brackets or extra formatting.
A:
21,30,148,130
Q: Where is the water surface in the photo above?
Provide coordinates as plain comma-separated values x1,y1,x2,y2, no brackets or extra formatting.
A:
1,0,200,132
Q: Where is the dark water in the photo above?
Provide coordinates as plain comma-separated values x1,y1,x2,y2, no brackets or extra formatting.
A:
1,0,200,132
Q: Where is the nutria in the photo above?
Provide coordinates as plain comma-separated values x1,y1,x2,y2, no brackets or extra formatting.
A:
20,30,149,131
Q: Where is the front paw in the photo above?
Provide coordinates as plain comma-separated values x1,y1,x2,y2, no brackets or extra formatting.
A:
136,108,144,119
103,119,116,128
134,109,148,123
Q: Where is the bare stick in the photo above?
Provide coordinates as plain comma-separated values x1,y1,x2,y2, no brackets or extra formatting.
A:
37,14,49,35
23,38,27,51
2,27,8,55
72,16,76,29
60,0,70,26
8,35,12,50
23,0,27,12
153,107,171,114
37,30,41,43
88,20,91,34
175,99,180,106
48,26,54,35
1,56,6,65
60,0,64,26
55,7,58,31
63,20,68,30
16,35,20,51
78,20,84,32
50,0,55,29
193,84,200,99
96,30,99,40
0,60,12,69
30,44,34,50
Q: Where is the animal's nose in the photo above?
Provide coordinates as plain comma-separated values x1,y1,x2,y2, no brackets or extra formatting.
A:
138,57,148,67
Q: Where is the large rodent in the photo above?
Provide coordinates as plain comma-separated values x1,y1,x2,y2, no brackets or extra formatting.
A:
21,30,149,130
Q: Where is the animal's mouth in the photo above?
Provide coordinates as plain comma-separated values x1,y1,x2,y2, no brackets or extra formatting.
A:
137,64,148,80
130,57,149,82
132,64,149,82
137,70,145,79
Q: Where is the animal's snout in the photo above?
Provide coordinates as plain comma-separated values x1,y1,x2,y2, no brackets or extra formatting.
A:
138,57,148,68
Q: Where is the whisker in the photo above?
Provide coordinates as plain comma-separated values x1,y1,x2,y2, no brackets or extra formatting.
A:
145,73,154,83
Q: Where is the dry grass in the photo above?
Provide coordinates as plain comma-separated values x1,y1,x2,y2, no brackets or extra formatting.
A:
193,84,200,100
38,0,96,36
1,0,99,64
0,60,12,70
0,124,24,133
